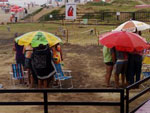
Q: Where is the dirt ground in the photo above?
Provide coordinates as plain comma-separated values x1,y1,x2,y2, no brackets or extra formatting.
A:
0,35,123,113
0,27,149,113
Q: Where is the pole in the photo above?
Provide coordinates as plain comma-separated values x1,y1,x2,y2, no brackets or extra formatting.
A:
44,92,48,113
126,89,129,113
66,29,68,43
120,89,124,113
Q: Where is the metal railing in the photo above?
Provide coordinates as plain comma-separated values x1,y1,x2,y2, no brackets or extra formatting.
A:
126,76,150,113
0,88,124,113
39,12,150,23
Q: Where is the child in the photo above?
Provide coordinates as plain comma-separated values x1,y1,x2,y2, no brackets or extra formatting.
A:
51,43,63,86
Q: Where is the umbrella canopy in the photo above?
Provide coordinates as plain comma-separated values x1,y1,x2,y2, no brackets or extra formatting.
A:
99,31,148,52
15,31,62,48
10,5,24,13
113,20,150,32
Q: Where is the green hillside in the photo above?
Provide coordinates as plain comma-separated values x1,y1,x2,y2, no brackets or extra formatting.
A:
39,0,150,22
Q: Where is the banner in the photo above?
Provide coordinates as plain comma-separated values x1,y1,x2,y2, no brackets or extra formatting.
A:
65,3,76,20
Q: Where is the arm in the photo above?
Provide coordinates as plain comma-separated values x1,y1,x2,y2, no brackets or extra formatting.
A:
13,42,16,51
60,48,63,61
111,48,116,63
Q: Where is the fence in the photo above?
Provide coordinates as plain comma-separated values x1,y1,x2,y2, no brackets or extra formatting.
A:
39,12,150,24
0,88,124,113
126,76,150,113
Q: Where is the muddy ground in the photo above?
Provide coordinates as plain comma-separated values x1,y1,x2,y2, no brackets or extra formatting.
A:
0,34,149,113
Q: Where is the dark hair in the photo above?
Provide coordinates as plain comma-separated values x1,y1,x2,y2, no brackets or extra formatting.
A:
36,44,48,50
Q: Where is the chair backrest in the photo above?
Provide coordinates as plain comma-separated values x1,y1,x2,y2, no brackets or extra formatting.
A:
12,64,24,78
55,64,64,78
143,72,150,78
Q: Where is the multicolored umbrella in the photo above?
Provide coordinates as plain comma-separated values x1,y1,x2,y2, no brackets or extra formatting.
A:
99,31,148,52
113,20,150,32
15,31,62,47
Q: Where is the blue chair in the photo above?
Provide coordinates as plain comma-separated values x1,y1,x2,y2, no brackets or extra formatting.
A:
143,72,150,78
10,64,27,87
54,64,73,88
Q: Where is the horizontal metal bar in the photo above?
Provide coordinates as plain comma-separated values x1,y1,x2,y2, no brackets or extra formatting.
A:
126,76,150,90
129,87,150,103
47,102,121,106
0,101,121,106
0,102,43,105
130,99,150,113
0,88,124,93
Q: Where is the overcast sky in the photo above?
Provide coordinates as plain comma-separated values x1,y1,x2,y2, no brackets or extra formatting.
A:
8,0,47,6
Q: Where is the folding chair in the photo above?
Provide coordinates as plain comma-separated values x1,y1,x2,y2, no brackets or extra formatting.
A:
141,57,150,88
54,64,73,89
9,64,27,87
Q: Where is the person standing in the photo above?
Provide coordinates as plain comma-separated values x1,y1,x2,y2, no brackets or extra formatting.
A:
127,51,142,85
13,33,25,67
127,30,143,86
111,48,128,88
103,46,114,87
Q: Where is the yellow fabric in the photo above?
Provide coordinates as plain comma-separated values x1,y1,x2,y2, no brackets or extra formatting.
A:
53,51,61,64
44,32,62,47
143,56,150,64
16,31,62,47
17,32,37,46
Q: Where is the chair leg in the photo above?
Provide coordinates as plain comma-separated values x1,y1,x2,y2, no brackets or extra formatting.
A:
58,79,62,89
70,78,73,89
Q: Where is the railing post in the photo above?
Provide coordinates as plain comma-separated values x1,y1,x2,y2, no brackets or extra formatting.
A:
126,89,129,113
120,89,124,113
132,12,135,20
44,91,48,113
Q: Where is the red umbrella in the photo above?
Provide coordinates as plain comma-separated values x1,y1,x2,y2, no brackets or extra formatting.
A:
99,31,148,52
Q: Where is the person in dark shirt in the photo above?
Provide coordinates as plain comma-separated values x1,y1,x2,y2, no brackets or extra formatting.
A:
13,42,25,67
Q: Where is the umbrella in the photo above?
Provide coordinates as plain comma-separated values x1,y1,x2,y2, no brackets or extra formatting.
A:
99,31,148,52
15,31,62,47
113,20,150,32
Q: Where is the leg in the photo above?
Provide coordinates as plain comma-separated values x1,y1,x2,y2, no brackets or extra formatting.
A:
30,75,34,88
115,74,119,88
128,55,136,85
38,79,42,88
43,79,48,88
114,63,122,88
135,56,142,82
105,64,113,86
121,74,125,87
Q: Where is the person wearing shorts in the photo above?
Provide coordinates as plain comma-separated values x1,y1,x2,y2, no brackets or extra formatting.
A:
112,49,128,88
103,46,114,87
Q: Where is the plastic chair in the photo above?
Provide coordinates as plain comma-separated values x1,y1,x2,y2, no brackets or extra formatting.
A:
9,64,27,87
54,64,73,89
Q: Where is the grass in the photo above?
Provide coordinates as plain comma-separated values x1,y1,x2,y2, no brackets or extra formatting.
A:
39,0,150,22
0,23,149,44
22,8,43,20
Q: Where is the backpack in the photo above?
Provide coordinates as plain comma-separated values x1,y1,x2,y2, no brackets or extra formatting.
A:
31,45,56,79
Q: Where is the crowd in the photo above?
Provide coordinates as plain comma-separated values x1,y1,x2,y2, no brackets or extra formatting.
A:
103,31,144,88
13,37,63,88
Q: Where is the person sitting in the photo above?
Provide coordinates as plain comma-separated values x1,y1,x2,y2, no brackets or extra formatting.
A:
51,43,63,86
31,44,56,88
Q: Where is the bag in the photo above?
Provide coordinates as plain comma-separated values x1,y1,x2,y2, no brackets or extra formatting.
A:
31,45,56,79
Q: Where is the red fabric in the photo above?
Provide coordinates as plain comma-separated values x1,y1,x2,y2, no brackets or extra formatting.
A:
99,31,148,52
